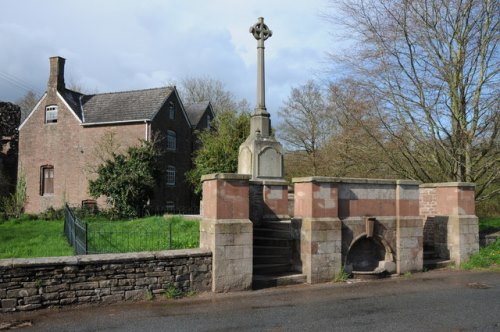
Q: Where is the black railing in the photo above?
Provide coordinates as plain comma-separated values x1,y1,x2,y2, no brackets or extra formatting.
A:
64,204,88,255
63,205,199,255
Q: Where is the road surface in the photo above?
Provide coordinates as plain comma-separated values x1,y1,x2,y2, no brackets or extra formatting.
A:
1,269,499,331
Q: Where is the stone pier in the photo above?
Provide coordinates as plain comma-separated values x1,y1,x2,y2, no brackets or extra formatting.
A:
199,173,253,292
420,183,479,265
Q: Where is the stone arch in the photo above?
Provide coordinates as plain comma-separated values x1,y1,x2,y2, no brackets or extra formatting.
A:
346,233,394,271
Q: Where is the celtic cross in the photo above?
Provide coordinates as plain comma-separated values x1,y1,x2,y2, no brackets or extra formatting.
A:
250,17,272,115
250,17,273,41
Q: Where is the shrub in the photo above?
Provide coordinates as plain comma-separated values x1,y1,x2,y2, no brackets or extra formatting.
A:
0,170,27,219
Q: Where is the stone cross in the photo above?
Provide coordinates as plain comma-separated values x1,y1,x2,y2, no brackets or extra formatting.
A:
250,17,272,115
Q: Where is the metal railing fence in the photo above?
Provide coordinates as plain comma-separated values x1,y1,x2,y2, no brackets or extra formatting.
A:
63,205,199,255
63,204,88,255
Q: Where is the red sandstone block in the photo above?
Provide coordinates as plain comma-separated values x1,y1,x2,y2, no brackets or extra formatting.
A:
202,179,249,220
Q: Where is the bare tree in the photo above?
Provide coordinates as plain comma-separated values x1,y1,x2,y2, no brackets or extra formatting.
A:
328,0,499,199
278,80,334,176
327,79,396,178
16,90,39,121
179,76,239,114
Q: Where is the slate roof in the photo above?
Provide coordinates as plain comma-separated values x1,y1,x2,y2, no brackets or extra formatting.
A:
184,101,211,128
60,89,84,120
60,86,174,125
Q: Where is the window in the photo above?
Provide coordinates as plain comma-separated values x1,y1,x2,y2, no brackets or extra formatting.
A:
169,102,175,120
207,116,211,129
165,201,175,213
45,105,58,123
40,165,54,195
166,166,176,186
167,130,176,151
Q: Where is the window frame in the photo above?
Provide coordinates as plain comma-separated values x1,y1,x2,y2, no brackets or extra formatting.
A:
166,165,176,186
166,130,176,151
169,102,175,120
45,105,58,124
40,165,54,196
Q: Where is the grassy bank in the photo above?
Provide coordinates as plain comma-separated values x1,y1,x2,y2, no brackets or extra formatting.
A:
0,215,199,259
0,219,74,259
86,215,199,254
461,239,499,271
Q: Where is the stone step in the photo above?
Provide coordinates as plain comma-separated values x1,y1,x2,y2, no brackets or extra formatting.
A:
257,220,292,230
253,236,291,247
424,258,454,270
254,245,292,256
253,263,294,275
254,228,292,239
423,250,436,259
252,273,306,290
254,255,291,265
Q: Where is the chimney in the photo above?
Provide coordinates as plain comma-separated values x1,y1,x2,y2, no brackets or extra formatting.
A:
48,56,66,92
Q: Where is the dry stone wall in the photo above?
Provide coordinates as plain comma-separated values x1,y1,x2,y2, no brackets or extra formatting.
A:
0,249,211,312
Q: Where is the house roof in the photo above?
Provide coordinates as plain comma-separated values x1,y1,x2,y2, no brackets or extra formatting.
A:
19,86,180,129
184,101,212,128
77,87,174,124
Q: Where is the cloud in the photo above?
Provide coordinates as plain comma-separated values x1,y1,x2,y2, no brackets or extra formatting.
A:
0,0,333,121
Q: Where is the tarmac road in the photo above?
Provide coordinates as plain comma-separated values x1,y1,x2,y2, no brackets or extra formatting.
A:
1,269,499,331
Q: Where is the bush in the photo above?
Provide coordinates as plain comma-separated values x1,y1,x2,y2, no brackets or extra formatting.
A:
39,207,64,220
89,140,162,218
0,171,27,219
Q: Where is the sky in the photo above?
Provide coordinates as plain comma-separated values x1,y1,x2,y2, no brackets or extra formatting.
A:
0,0,337,122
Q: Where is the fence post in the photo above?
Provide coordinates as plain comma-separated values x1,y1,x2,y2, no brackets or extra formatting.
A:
84,222,88,254
169,222,172,249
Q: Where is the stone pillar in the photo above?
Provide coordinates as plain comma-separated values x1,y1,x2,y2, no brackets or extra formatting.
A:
420,183,479,265
292,177,342,283
396,181,423,274
199,173,253,292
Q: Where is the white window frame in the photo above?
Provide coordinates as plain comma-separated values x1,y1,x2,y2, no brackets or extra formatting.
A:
45,105,58,123
167,130,176,151
166,166,176,186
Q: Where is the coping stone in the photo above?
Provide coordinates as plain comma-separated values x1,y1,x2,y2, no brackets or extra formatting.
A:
201,173,252,182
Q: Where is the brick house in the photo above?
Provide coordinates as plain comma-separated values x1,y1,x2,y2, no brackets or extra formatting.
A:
18,56,214,213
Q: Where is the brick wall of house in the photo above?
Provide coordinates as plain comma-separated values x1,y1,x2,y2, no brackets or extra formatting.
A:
151,96,194,210
19,93,85,213
19,91,198,213
18,93,148,213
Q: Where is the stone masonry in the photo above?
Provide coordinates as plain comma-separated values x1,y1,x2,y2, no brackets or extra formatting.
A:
420,183,479,265
0,249,211,312
200,173,253,292
292,177,422,281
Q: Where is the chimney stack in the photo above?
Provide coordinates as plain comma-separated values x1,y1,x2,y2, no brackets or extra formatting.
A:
48,56,66,92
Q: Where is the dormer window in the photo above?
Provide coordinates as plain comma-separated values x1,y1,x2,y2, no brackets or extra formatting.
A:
45,105,58,123
169,102,175,120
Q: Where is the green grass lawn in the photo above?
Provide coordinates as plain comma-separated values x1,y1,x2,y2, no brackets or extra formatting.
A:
0,215,199,259
0,219,74,259
86,215,199,254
